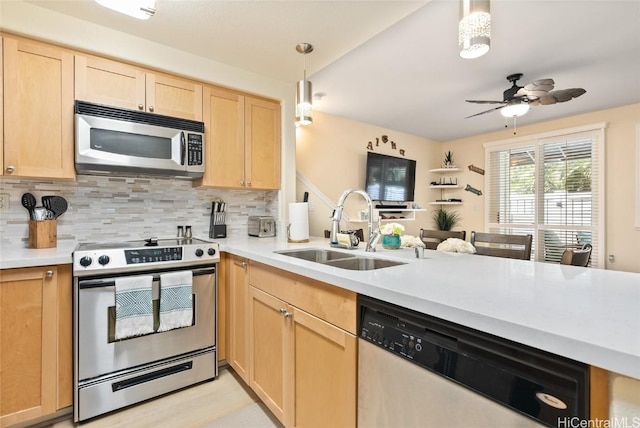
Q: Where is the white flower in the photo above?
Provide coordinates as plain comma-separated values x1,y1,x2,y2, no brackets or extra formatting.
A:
380,222,405,236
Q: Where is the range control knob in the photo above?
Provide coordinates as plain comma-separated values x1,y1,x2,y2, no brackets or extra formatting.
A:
195,249,204,257
98,255,110,266
79,256,93,267
207,248,216,256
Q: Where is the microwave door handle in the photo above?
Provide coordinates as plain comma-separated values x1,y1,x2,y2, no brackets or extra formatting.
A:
180,131,186,166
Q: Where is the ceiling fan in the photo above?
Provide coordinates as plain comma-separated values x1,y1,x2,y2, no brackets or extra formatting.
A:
465,73,586,119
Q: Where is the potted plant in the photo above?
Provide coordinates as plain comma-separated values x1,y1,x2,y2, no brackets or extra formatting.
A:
380,222,405,249
432,208,460,231
443,151,454,168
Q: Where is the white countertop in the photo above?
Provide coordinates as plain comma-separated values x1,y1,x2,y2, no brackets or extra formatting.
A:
218,235,640,380
0,240,77,269
3,235,639,380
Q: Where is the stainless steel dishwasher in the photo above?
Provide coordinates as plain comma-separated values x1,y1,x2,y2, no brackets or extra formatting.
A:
357,295,589,428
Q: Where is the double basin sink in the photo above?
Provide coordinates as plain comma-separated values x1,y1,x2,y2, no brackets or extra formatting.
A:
275,248,407,271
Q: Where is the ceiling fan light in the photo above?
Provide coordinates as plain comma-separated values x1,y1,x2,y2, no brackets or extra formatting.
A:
501,102,530,118
459,0,491,59
95,0,156,20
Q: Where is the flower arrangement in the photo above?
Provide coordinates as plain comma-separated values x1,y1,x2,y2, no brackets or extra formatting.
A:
380,222,405,236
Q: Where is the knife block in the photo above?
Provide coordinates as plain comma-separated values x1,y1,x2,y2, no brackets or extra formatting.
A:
29,220,57,249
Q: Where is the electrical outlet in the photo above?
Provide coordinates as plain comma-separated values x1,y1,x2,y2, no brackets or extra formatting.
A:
0,193,9,212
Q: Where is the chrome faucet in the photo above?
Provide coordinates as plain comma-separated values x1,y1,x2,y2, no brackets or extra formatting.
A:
330,188,377,251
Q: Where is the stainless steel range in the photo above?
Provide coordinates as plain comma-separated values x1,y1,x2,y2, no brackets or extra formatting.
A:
72,237,219,422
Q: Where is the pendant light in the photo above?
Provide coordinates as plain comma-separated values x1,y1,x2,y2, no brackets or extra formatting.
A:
95,0,156,20
295,43,314,126
459,0,491,59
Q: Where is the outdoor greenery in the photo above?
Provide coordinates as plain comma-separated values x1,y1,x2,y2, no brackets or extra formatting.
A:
509,158,592,194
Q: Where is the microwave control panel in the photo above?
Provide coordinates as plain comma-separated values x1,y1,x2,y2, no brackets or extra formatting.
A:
187,133,203,166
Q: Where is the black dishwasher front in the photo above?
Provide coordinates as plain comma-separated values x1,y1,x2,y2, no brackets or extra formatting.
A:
358,295,589,428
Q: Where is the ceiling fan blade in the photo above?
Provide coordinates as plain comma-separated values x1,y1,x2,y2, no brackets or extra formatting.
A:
465,99,505,104
465,105,506,119
516,78,555,98
537,88,586,105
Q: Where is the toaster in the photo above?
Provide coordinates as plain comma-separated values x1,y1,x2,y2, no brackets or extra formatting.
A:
248,216,276,237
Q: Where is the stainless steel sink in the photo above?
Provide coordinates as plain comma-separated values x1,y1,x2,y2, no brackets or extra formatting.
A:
275,248,356,263
275,248,406,271
323,257,407,270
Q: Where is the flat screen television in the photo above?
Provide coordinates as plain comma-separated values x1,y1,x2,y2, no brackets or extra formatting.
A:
365,152,416,205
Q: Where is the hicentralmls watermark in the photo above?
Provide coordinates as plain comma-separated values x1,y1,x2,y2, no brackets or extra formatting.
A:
558,417,640,428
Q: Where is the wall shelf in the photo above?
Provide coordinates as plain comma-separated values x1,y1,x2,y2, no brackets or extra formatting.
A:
430,185,461,189
429,168,462,173
349,208,426,223
430,168,463,206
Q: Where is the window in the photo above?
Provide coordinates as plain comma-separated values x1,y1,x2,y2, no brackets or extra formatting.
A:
484,123,605,267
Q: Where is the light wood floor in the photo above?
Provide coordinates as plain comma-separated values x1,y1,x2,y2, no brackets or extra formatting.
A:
49,367,282,428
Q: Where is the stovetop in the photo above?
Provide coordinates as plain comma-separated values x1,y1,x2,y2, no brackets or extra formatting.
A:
76,237,211,251
73,237,220,276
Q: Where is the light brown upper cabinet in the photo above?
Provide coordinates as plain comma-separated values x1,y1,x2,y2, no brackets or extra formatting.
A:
195,86,281,189
75,54,203,121
2,37,75,179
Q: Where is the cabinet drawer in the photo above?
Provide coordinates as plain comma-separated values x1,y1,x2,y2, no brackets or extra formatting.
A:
249,262,356,334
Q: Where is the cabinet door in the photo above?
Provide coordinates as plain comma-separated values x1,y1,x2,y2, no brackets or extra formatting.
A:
0,266,58,426
289,308,357,428
227,255,250,382
196,86,245,188
74,54,145,111
249,286,288,425
245,97,281,190
146,72,203,121
3,38,74,179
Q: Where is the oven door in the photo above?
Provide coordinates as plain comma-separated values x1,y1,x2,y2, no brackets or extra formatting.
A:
75,266,216,381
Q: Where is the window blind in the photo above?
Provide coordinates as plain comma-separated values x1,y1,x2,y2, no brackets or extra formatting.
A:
485,125,604,267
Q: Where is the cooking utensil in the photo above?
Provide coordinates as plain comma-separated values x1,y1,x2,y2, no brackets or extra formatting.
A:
49,196,68,219
21,193,37,219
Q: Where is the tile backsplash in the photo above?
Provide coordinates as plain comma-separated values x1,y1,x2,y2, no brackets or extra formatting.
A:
0,175,278,246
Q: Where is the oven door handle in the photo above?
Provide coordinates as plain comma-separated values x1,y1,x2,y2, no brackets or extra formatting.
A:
78,268,216,289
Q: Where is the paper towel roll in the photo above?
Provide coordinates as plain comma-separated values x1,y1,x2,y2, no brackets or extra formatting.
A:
288,202,309,243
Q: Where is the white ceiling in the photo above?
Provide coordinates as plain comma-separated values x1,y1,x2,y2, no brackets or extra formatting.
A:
23,0,640,141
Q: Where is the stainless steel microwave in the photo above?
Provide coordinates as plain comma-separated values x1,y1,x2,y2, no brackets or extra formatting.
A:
74,101,205,178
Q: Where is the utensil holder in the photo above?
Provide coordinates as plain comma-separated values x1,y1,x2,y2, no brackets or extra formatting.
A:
29,220,57,249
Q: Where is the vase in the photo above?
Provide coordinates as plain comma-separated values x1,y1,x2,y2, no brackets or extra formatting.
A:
382,234,401,250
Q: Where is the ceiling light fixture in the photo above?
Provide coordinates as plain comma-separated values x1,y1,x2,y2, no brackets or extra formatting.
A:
459,0,491,59
500,100,530,118
95,0,156,20
295,42,314,126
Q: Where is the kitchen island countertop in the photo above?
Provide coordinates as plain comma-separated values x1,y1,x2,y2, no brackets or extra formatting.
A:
218,235,640,380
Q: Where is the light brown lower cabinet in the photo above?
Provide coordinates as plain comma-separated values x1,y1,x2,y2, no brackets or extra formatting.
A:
0,264,72,428
226,254,250,383
248,261,357,428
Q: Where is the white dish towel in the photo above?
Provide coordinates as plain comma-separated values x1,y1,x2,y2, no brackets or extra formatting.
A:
158,271,193,332
115,275,154,340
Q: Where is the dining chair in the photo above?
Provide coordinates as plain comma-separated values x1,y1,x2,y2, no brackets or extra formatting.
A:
419,229,466,250
470,231,533,260
560,243,592,267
